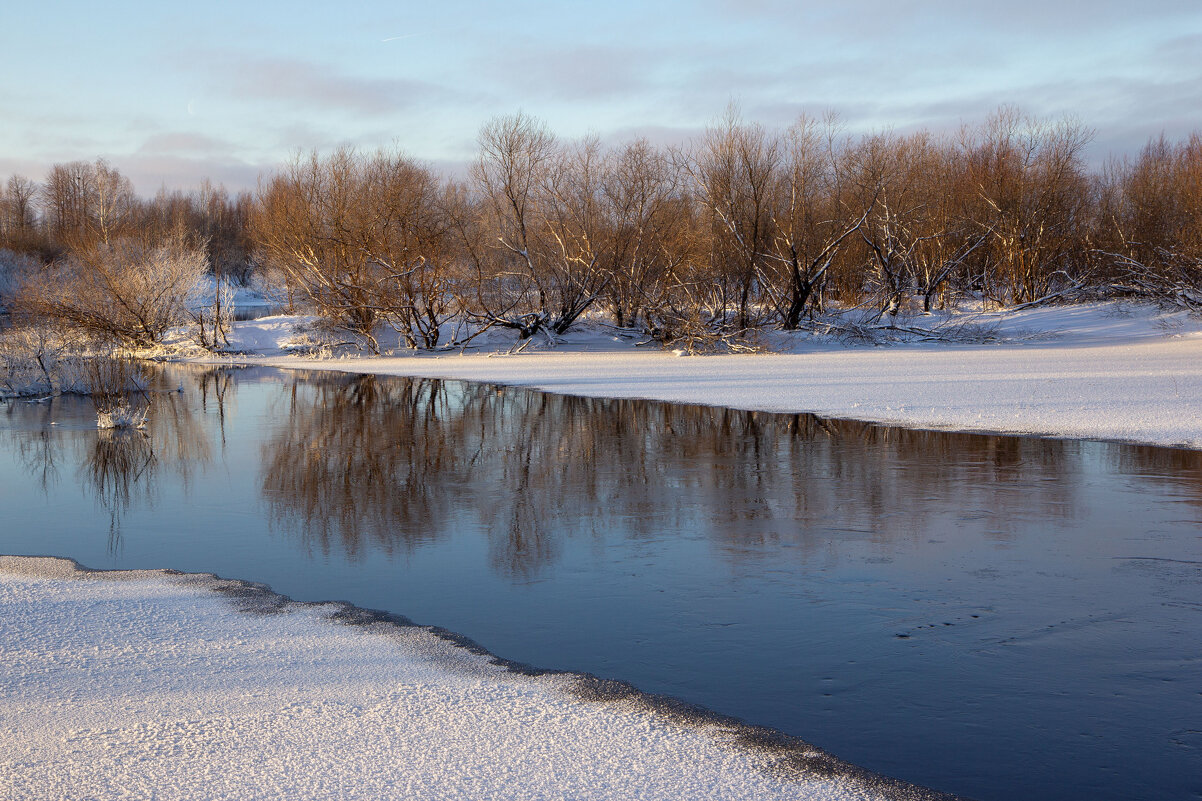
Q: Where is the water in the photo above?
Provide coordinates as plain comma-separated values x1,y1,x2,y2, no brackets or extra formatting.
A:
232,301,287,321
1,365,1199,801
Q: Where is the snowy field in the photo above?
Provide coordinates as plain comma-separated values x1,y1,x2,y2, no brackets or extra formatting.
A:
203,302,1202,450
0,557,950,801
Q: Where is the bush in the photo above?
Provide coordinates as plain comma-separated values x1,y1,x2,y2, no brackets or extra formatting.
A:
0,325,88,397
13,235,206,348
0,249,39,313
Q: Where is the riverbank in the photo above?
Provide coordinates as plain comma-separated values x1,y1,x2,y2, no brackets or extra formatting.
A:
0,556,951,801
197,301,1202,450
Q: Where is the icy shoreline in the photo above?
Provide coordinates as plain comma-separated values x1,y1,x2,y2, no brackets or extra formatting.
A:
194,301,1202,450
0,556,954,801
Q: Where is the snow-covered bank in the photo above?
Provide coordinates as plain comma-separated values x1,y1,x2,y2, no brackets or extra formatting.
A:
0,557,951,801
208,302,1202,450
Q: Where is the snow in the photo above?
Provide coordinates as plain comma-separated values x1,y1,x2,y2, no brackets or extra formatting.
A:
224,313,321,352
204,302,1202,450
0,557,942,801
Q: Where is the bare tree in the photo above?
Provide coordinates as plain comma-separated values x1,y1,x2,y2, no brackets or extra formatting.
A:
365,155,458,348
843,131,935,320
908,142,990,312
463,112,556,338
253,148,453,350
0,176,40,252
40,162,93,245
39,160,136,249
536,135,613,333
463,113,612,338
9,110,1202,347
1095,133,1202,306
764,115,866,328
685,107,780,332
89,160,136,246
600,139,686,329
962,108,1093,304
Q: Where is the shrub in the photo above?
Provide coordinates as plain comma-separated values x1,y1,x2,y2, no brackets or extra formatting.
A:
13,235,206,348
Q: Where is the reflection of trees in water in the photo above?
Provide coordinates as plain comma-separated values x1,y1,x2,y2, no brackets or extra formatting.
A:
82,428,156,550
195,366,236,450
3,364,224,551
570,405,1085,556
9,365,1202,572
259,374,1109,578
262,376,655,572
1105,442,1202,500
260,377,524,566
86,371,217,550
6,399,64,491
145,373,213,488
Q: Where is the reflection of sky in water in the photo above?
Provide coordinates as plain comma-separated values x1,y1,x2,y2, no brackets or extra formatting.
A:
1,364,1200,801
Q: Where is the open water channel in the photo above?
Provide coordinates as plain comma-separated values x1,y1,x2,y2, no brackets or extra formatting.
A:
1,364,1198,800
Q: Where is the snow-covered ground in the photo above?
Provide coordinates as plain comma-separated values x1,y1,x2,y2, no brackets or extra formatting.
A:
203,302,1202,449
0,557,948,801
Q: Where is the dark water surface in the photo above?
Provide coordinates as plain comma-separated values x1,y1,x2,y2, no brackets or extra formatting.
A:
232,301,288,321
1,365,1199,801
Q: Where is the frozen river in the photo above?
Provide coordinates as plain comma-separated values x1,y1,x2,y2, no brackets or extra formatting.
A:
1,364,1199,800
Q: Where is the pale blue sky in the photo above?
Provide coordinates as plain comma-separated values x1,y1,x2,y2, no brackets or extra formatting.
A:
2,0,1199,193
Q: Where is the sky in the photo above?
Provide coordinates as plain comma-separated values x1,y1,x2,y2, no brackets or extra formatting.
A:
2,0,1199,195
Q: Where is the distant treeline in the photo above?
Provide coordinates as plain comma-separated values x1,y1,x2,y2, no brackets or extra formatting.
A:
1,106,1200,350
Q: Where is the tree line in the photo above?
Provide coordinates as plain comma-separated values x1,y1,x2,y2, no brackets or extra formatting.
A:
2,106,1200,351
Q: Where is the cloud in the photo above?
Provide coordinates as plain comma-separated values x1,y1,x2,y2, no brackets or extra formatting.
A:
117,153,270,195
474,43,660,102
599,123,709,150
219,56,472,116
0,151,266,195
703,0,1199,39
0,157,50,182
137,132,239,157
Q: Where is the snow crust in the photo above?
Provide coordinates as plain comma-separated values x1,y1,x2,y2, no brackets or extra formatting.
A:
212,302,1202,449
0,557,931,801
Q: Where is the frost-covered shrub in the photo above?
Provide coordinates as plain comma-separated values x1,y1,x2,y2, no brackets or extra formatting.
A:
14,235,207,348
83,353,148,402
0,249,39,313
0,325,88,397
96,403,147,430
83,355,150,429
0,330,148,403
